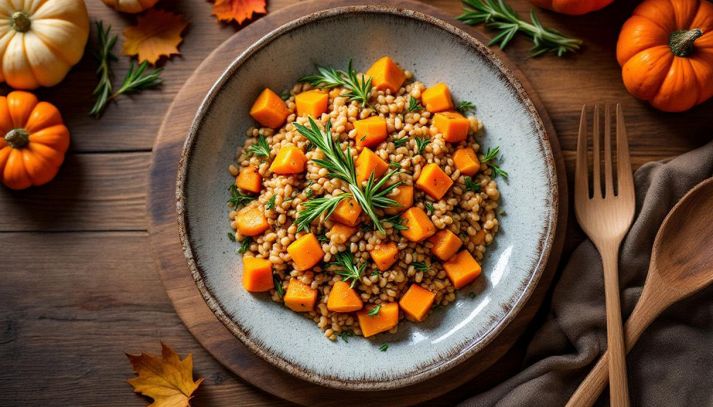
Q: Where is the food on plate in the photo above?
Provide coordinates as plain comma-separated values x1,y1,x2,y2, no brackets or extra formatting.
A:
227,57,503,340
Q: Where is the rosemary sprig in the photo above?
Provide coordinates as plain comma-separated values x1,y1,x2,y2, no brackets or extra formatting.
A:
227,232,236,242
228,184,255,208
458,0,582,57
456,100,476,114
465,176,481,193
393,137,408,147
238,237,252,254
412,261,428,272
379,343,389,352
415,137,430,155
383,214,408,230
332,251,366,288
317,231,329,243
265,195,277,210
248,135,271,158
299,61,372,106
481,146,509,179
295,194,350,232
338,331,354,343
368,304,382,316
407,96,423,113
273,275,285,297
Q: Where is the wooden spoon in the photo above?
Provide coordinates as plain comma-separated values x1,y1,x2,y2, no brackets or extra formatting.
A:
567,177,713,407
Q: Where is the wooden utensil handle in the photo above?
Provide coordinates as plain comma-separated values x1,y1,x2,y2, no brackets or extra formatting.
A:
601,246,630,407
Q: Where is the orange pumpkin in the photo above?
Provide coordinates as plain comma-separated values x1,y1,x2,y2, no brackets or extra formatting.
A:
530,0,613,15
617,0,713,112
0,91,70,190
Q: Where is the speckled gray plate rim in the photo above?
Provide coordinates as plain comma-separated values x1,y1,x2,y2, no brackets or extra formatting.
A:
176,5,558,391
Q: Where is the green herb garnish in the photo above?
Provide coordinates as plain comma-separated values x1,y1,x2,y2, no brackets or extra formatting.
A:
379,343,389,352
368,304,382,316
248,135,271,158
295,194,350,232
412,261,428,272
456,100,476,114
228,185,255,208
481,146,509,179
384,214,408,230
393,137,408,147
415,137,430,154
299,60,372,106
458,0,582,57
274,275,285,297
425,201,434,215
318,232,329,243
227,232,236,242
265,195,277,210
332,251,366,288
389,161,400,169
465,176,481,193
280,89,291,100
338,331,354,343
407,96,423,113
238,237,252,254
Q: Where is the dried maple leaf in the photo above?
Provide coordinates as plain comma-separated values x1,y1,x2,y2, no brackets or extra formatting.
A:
123,10,189,65
212,0,266,25
127,342,203,407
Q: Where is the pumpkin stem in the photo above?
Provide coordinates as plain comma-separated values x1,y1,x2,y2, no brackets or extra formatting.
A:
670,28,703,57
5,129,29,149
10,11,31,33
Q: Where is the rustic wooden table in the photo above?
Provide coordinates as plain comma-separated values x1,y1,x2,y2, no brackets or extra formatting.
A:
1,0,711,405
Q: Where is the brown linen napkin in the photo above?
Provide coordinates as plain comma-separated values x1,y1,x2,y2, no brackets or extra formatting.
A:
460,141,713,406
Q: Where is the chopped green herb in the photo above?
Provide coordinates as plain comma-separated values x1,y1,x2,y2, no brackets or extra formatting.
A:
248,135,271,159
371,269,380,277
379,343,389,352
273,275,285,297
305,188,314,198
393,137,408,147
296,194,351,232
407,96,423,113
464,176,481,193
265,195,277,210
383,214,408,231
227,232,236,242
318,232,329,243
368,304,382,317
338,331,354,343
332,251,366,288
228,184,255,208
425,201,434,215
299,60,372,106
456,100,476,114
389,161,400,169
280,89,291,100
238,237,252,254
481,146,509,179
415,137,430,154
412,261,428,272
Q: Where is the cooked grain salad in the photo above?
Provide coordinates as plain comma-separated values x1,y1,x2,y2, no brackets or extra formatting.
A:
227,57,506,341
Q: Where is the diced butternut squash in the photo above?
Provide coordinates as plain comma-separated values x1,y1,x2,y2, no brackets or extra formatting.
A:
295,90,329,118
434,112,470,143
287,233,324,271
369,242,399,271
443,250,482,289
331,197,362,226
384,185,414,215
429,229,463,261
242,257,273,292
354,116,388,149
421,83,454,113
416,163,453,200
400,207,436,242
399,285,436,322
236,206,270,236
355,147,389,184
235,165,262,193
329,223,357,244
473,229,486,245
365,56,406,93
453,147,481,176
357,302,399,337
249,88,289,129
284,278,318,312
327,280,364,312
269,145,307,174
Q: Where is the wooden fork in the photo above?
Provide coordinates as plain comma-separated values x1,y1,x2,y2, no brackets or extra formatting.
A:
574,104,635,407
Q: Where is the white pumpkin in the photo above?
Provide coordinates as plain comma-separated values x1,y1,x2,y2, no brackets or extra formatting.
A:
0,0,89,89
101,0,158,14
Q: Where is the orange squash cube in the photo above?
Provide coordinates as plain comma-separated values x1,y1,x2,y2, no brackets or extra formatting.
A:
421,83,454,113
453,147,481,176
365,56,406,93
399,285,436,321
434,112,470,143
242,257,274,292
416,163,453,200
269,145,307,175
357,302,399,337
295,90,329,118
331,196,362,226
329,223,357,244
443,250,482,289
400,207,436,242
236,206,270,236
287,233,325,271
355,116,388,149
249,88,289,129
369,242,399,271
284,278,318,312
327,280,364,312
429,229,463,261
384,185,414,215
235,165,262,193
355,147,389,184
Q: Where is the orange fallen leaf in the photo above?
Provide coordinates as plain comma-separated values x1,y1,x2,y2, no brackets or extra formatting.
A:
123,10,189,65
127,342,203,407
212,0,266,25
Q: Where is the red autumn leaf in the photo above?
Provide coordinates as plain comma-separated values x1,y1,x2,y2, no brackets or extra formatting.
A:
211,0,266,24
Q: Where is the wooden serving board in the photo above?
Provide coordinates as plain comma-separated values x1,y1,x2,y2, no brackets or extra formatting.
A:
147,0,568,404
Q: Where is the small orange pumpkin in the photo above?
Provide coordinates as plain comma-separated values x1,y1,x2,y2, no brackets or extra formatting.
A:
617,0,713,112
530,0,613,15
0,91,70,190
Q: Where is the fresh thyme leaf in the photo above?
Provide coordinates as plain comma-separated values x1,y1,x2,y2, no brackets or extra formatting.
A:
228,185,255,208
265,195,277,210
368,304,382,316
465,176,481,193
299,60,372,106
407,96,423,113
412,261,428,272
456,100,476,114
248,135,271,158
332,251,366,288
415,137,430,154
227,232,236,242
317,232,329,243
458,0,582,57
425,201,435,215
379,343,389,352
238,237,252,254
481,146,509,179
338,331,354,343
295,194,350,232
274,274,285,297
280,89,291,100
383,214,408,230
393,137,408,147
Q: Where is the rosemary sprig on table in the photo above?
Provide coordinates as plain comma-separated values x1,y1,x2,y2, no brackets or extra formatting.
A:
407,96,423,113
90,21,163,117
299,60,372,106
379,343,389,352
293,117,400,232
228,184,255,208
456,100,476,114
458,0,582,57
481,146,509,179
248,135,271,158
331,251,366,288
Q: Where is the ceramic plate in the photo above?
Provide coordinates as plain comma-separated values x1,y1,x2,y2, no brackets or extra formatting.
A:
177,6,558,391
